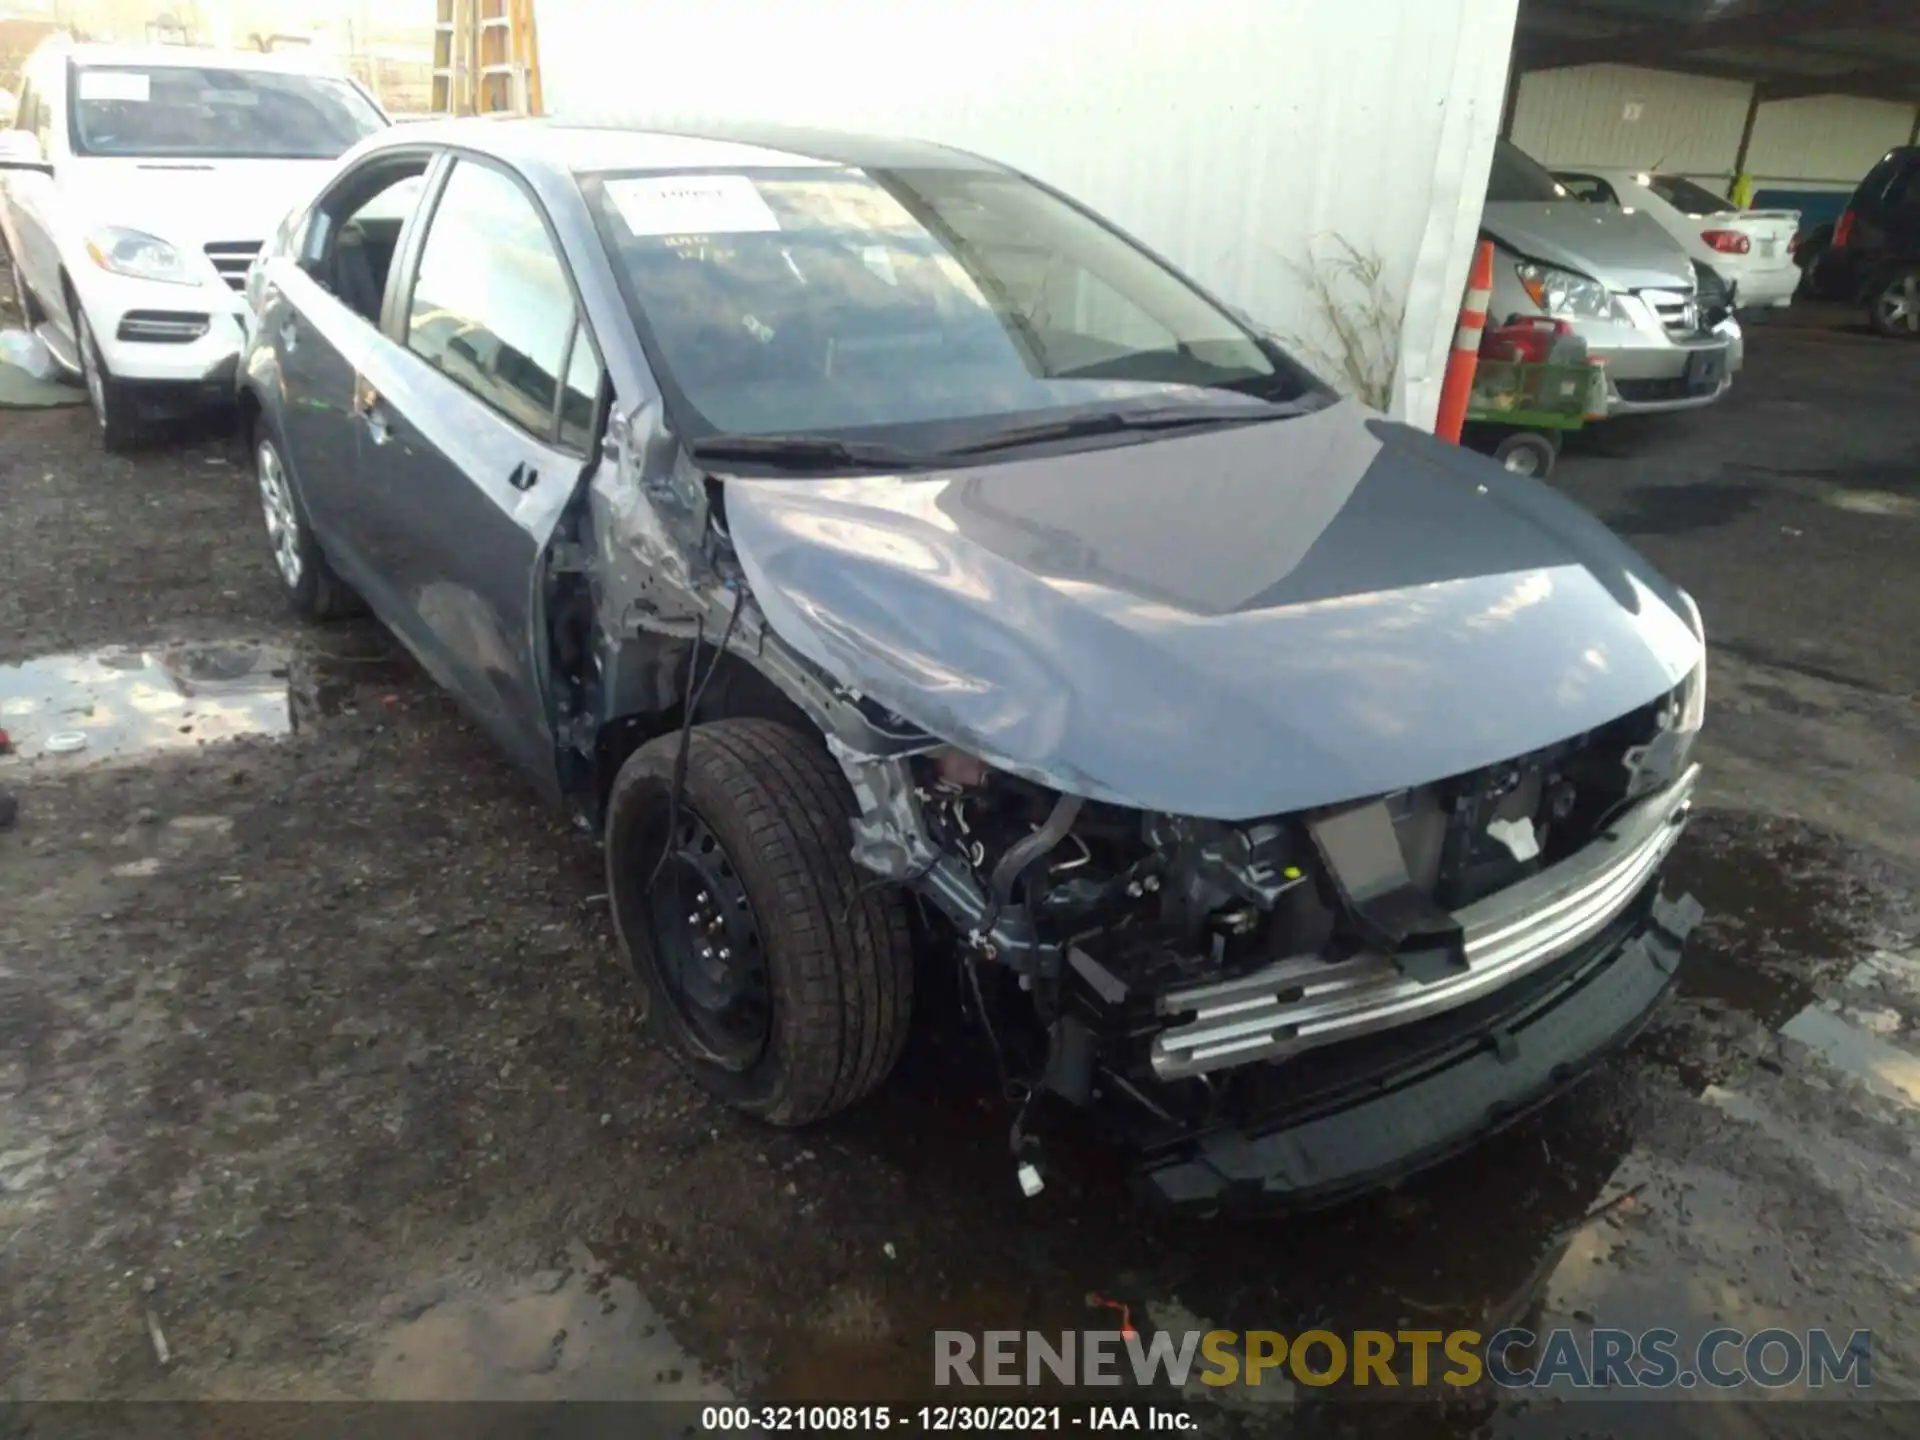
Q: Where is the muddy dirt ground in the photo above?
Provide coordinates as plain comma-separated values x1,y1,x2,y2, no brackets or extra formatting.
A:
3,278,1919,1433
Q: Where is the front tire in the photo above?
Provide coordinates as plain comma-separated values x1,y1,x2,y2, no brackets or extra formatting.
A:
75,307,142,452
254,422,360,619
606,719,915,1126
1868,268,1920,340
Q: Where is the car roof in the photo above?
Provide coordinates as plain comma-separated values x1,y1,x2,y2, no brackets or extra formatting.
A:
44,40,351,76
369,116,1000,177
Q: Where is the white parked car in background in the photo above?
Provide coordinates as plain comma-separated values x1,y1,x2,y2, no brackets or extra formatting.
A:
0,40,386,449
1553,168,1801,312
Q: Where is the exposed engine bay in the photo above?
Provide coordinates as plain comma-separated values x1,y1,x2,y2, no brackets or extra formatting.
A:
829,682,1696,1115
551,402,1708,1202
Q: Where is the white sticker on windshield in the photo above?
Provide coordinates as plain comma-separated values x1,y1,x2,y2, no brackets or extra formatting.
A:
604,174,780,237
77,70,151,103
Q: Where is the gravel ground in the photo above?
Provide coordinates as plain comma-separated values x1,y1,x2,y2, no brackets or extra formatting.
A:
4,274,1920,1432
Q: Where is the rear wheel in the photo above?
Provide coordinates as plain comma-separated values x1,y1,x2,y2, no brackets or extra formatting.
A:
1868,268,1920,339
254,420,361,619
606,719,915,1126
75,307,142,452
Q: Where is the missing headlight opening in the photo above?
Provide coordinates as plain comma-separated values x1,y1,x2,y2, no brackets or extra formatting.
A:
819,673,1698,1203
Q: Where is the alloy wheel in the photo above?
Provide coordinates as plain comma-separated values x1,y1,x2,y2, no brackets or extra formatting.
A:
256,441,304,589
77,313,106,424
1878,274,1920,336
8,258,31,325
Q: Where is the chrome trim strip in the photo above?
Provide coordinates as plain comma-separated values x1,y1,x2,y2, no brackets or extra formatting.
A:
1150,765,1699,1080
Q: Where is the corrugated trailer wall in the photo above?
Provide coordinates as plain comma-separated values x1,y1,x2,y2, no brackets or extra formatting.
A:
1512,65,1753,178
1514,64,1916,193
534,0,1517,430
1746,96,1919,187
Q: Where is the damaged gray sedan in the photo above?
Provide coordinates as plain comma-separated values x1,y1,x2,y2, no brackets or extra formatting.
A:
239,119,1707,1208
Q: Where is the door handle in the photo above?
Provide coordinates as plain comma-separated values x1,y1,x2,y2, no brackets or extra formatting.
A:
352,383,392,445
277,317,298,353
507,461,539,492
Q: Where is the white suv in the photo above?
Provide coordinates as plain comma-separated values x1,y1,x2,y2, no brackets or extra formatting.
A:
0,41,386,449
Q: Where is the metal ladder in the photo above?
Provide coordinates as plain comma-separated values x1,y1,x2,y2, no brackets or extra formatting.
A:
431,0,543,117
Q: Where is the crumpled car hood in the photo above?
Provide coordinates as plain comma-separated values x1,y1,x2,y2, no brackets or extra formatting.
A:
721,402,1702,821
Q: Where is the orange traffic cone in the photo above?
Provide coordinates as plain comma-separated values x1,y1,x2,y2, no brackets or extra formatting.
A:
1435,239,1495,444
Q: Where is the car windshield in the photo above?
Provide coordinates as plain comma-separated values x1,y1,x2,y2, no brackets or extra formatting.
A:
1649,174,1734,216
68,65,385,160
580,164,1322,446
1486,141,1568,204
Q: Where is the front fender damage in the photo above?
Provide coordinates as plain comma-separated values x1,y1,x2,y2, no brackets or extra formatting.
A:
564,417,1702,1211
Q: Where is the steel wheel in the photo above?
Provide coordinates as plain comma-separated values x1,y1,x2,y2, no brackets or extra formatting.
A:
643,807,771,1071
256,439,304,589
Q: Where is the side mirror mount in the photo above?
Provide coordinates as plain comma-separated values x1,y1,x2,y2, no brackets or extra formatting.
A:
0,131,51,175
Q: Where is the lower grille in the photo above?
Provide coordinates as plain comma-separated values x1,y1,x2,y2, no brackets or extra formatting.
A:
1614,377,1697,403
203,241,261,292
1150,765,1699,1079
117,310,211,344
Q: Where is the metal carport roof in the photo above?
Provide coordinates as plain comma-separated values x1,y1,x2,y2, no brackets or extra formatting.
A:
1510,1,1920,165
1515,0,1920,103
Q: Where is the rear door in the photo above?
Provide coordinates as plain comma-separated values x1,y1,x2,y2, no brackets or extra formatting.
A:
1880,158,1920,261
353,152,603,790
1848,150,1911,253
259,147,437,592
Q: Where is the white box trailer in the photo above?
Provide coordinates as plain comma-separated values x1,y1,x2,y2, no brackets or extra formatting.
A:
534,0,1518,430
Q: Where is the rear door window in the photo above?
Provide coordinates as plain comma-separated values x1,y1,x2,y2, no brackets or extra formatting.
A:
1882,161,1920,222
1854,152,1907,213
296,155,433,325
1648,175,1733,216
405,158,578,440
1557,174,1619,206
14,77,51,153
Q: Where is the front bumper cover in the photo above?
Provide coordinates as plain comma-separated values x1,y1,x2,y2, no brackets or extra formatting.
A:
1153,766,1698,1079
1139,887,1702,1210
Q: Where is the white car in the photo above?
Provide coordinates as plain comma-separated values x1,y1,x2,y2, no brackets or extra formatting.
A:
1554,168,1801,311
0,40,386,449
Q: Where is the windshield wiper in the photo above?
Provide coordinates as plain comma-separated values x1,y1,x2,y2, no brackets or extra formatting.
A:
687,434,930,472
943,401,1310,458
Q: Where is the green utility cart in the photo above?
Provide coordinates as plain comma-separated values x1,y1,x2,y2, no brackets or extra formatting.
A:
1460,359,1607,480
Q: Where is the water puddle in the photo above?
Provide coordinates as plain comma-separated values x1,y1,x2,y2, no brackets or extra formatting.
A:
368,1242,730,1401
1779,1003,1920,1108
1826,489,1920,520
0,634,412,767
0,642,291,764
1660,814,1871,1029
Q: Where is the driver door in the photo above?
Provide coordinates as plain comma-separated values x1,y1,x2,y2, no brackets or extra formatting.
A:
350,155,604,791
1,72,64,325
